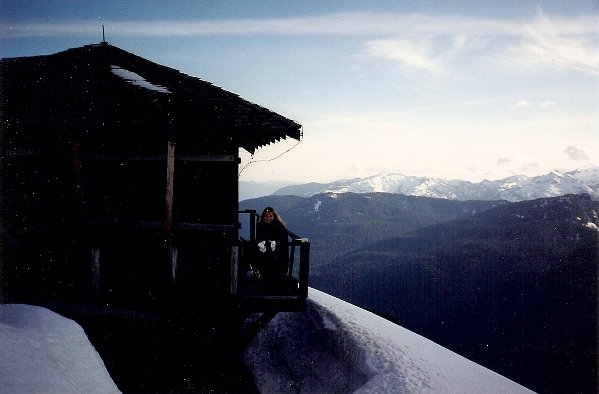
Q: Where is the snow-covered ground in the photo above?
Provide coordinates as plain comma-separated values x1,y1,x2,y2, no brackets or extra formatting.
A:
1,289,533,393
245,288,534,393
0,304,120,393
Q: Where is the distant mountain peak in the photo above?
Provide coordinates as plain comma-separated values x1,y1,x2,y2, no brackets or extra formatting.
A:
272,168,599,202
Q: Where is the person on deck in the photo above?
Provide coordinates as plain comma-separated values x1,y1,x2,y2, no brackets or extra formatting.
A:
255,207,289,285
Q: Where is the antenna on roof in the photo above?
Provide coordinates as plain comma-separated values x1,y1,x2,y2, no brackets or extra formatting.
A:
102,25,106,43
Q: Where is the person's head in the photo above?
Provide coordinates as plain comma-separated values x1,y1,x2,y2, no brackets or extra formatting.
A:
260,206,284,225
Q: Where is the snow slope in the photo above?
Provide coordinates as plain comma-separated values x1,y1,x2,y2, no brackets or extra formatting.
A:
0,304,120,394
1,294,533,393
245,288,533,393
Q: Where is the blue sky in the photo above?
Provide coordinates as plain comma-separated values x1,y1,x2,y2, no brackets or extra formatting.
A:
1,1,598,183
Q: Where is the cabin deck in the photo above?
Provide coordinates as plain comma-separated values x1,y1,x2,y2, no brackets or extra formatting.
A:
234,210,310,313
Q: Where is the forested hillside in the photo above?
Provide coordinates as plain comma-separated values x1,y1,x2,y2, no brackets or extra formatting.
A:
240,192,507,267
315,194,598,393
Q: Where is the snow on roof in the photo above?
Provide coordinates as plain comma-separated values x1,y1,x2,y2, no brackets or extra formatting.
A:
110,65,171,94
0,304,120,394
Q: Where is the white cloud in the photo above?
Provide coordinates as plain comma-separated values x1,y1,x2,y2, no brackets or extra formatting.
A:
511,100,557,109
503,10,599,75
363,38,448,76
539,100,555,108
512,100,532,108
450,34,491,55
564,145,589,161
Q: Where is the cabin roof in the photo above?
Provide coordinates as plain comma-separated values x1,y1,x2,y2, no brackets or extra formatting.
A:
0,43,301,154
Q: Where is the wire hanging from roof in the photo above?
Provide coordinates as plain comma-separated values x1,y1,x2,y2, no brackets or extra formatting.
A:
238,127,304,178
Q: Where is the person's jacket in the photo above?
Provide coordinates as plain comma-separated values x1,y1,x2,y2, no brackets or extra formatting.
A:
256,220,289,269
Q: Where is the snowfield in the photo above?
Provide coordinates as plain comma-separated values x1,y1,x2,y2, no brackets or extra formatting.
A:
1,289,533,393
245,288,534,393
0,304,120,394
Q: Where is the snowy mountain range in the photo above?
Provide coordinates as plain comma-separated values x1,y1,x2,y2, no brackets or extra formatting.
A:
1,291,533,393
270,167,599,202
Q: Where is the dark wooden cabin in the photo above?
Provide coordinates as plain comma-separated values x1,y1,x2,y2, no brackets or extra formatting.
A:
0,43,309,338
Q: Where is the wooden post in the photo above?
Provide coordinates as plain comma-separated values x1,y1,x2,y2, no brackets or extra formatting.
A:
91,248,100,300
230,246,239,295
165,141,176,236
165,141,176,283
72,139,82,208
249,210,256,242
170,246,178,283
299,241,310,299
234,311,279,351
288,240,296,277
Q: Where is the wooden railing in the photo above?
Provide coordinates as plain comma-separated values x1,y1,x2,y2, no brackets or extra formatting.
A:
237,210,310,302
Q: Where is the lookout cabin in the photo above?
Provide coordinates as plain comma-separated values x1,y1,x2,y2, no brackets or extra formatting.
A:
0,43,310,338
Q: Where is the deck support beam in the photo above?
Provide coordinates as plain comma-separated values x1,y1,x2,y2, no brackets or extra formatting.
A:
235,311,278,351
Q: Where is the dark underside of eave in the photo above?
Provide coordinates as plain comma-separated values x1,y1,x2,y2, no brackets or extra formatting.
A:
0,43,302,154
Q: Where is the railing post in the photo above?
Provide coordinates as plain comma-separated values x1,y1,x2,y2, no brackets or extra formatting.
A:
249,210,256,242
230,245,239,295
299,241,310,299
288,240,297,277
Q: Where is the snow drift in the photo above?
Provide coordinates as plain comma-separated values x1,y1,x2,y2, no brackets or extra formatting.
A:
0,304,120,394
245,288,534,393
1,290,533,393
